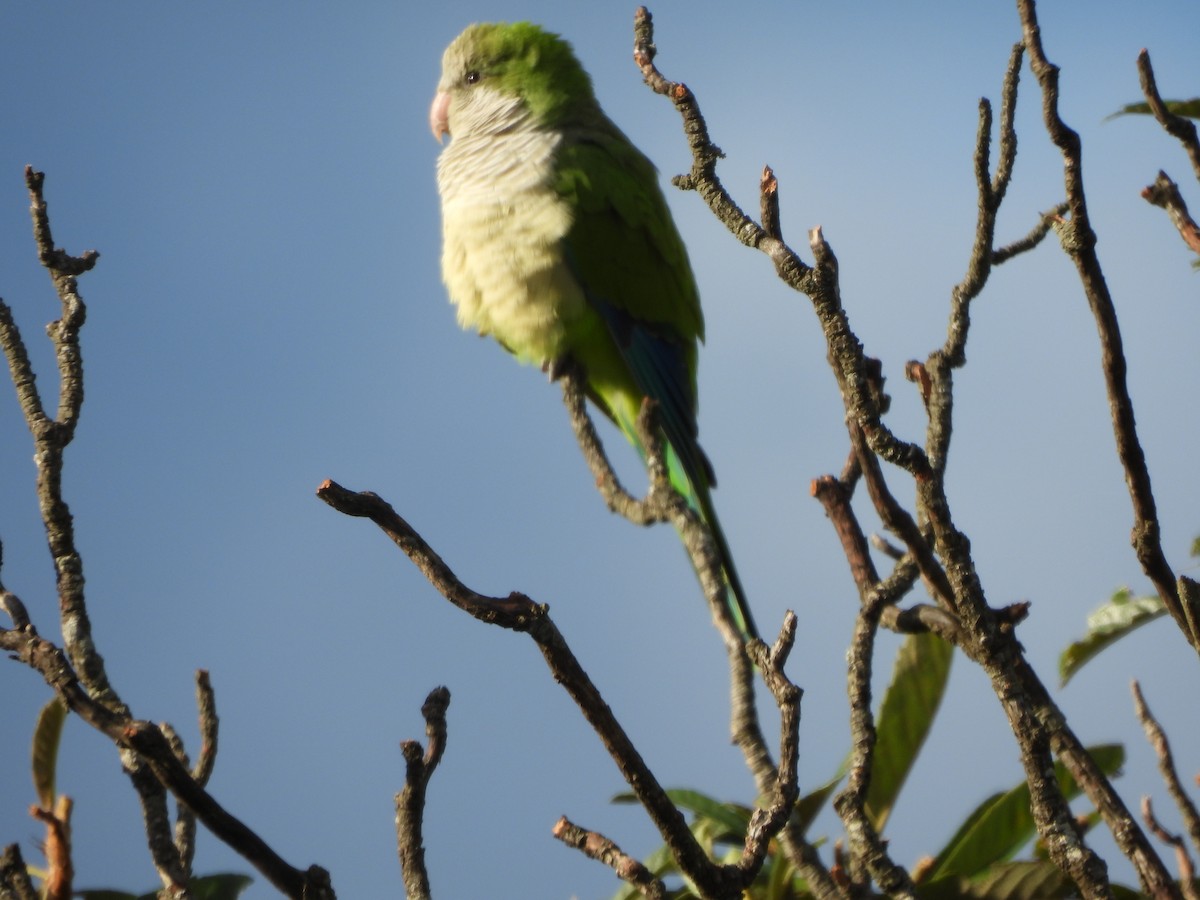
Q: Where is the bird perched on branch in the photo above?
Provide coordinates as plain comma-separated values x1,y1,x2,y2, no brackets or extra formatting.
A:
430,21,757,641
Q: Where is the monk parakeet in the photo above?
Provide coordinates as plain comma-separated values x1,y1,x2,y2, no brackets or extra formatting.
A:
431,22,757,641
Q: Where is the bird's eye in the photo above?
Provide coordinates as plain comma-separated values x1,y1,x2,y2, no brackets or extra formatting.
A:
464,70,481,85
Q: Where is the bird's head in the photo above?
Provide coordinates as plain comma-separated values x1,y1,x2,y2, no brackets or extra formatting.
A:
430,22,597,143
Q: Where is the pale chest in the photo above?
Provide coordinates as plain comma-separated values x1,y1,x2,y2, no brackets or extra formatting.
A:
436,128,587,366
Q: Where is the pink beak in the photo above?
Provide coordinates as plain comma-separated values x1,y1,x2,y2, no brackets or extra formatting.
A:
430,91,451,142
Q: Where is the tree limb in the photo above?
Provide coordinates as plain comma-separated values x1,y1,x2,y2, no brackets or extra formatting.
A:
395,686,450,900
1018,1,1188,649
1136,49,1200,183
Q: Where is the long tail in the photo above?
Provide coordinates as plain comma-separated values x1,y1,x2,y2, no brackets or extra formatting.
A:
664,442,759,642
577,303,758,641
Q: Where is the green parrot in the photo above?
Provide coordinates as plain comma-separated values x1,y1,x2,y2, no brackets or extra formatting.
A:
431,22,758,641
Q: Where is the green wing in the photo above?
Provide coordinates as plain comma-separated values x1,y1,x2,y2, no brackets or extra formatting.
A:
554,127,705,470
554,126,759,641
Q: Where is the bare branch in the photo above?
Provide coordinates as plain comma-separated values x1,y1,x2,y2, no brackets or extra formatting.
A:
0,610,333,899
1136,49,1200,183
396,686,451,900
1133,681,1200,856
737,617,802,879
991,203,1070,264
164,670,220,876
317,480,542,629
553,817,667,899
560,360,832,893
760,165,782,242
0,843,39,900
1018,0,1188,649
29,796,73,900
320,478,757,897
834,593,917,899
1142,171,1200,256
1141,797,1200,900
634,5,1174,896
1,170,336,899
559,365,672,527
0,169,123,715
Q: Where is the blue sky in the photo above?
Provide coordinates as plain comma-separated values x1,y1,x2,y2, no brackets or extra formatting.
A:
1,2,1198,898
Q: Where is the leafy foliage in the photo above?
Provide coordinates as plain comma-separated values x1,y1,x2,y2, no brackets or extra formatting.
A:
919,744,1123,886
21,701,252,900
1059,588,1166,686
1106,98,1200,120
866,631,953,830
611,628,1143,899
31,696,67,811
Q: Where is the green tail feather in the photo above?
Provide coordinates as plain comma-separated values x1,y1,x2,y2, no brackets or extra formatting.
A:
664,443,759,642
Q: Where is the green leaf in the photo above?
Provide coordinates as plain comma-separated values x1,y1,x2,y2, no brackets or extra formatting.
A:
31,696,68,809
763,850,794,900
613,788,751,843
1059,588,1166,686
924,744,1124,882
1106,98,1200,121
866,631,953,830
1190,535,1200,558
666,789,752,842
793,765,846,834
920,860,1072,899
77,874,253,900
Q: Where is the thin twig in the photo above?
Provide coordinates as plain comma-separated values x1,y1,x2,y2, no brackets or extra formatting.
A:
553,817,666,899
170,670,220,875
561,360,823,893
0,607,333,898
760,165,782,242
319,479,753,898
1,170,334,899
1018,0,1187,650
992,203,1071,264
633,5,1165,897
559,363,672,526
396,686,450,900
3,168,120,714
737,617,802,880
0,843,39,900
1142,171,1200,256
29,797,73,900
833,592,917,899
1136,49,1200,183
929,44,1023,471
6,169,190,897
1141,797,1200,900
1133,681,1200,856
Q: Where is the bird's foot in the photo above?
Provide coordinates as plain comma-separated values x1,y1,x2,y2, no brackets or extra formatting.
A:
544,355,575,382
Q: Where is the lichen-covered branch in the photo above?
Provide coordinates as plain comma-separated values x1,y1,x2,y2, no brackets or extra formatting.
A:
0,608,335,899
558,368,779,789
395,686,450,900
834,593,917,899
633,4,1181,896
0,843,39,900
553,817,667,899
319,478,768,898
1142,170,1200,256
1,168,119,715
1018,0,1187,648
1,170,335,900
1132,681,1200,858
1136,49,1200,183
